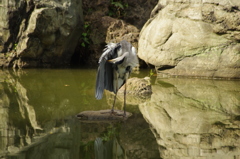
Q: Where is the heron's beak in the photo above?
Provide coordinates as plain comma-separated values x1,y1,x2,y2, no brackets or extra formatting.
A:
108,52,128,64
108,58,124,64
108,59,118,63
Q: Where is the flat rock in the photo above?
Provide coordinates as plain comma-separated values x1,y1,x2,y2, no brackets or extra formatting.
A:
76,109,132,121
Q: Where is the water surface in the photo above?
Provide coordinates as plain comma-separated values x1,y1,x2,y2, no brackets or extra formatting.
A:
0,69,240,159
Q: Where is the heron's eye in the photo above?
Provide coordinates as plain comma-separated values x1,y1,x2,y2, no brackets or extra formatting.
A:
126,66,131,71
113,65,118,71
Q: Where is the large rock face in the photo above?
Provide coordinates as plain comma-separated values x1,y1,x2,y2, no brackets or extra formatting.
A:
0,0,83,68
139,0,240,78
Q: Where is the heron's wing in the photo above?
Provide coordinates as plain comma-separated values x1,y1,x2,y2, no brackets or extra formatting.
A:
95,43,120,99
98,43,120,63
104,60,114,93
95,61,107,100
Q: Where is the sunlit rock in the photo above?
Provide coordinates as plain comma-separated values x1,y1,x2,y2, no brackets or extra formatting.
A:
106,20,140,49
118,77,152,101
139,78,240,158
106,77,152,108
139,0,240,78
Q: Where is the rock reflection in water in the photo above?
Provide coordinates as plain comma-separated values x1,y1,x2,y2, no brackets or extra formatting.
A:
0,69,160,159
139,78,240,159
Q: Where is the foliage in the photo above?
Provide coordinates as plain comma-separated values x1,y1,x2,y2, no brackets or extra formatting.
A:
102,124,119,142
81,22,91,48
149,69,155,77
79,124,120,159
80,140,95,159
83,140,94,152
5,43,17,58
112,1,124,9
13,43,17,51
4,79,17,93
108,0,128,18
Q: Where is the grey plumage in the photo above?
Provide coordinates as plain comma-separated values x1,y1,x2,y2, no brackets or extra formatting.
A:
95,40,139,115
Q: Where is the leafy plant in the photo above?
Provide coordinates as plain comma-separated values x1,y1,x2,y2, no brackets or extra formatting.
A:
83,140,94,152
102,124,119,142
13,43,17,51
4,78,18,93
81,22,91,47
5,43,18,57
80,141,95,159
149,69,154,77
111,1,124,9
108,0,128,18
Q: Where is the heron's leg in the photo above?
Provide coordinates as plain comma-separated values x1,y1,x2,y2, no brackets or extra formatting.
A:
100,92,117,114
123,80,127,116
123,72,130,116
111,70,119,113
111,92,117,113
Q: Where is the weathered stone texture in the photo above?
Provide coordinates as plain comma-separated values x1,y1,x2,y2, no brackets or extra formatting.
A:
139,0,240,78
139,78,240,158
106,20,140,49
0,0,83,68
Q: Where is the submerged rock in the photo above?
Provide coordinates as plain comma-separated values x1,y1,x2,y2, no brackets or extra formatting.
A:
138,0,240,78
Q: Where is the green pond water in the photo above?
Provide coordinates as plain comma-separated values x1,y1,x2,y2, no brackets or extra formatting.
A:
0,69,240,159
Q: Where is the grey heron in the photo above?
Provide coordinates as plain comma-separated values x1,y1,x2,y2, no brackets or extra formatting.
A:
95,40,139,116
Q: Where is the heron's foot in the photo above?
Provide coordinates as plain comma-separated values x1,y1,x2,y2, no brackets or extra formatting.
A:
100,110,113,114
112,110,127,117
100,109,126,117
115,113,126,117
